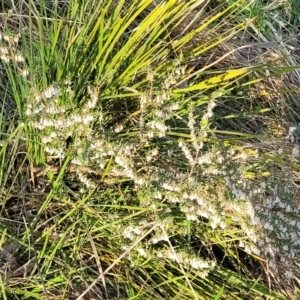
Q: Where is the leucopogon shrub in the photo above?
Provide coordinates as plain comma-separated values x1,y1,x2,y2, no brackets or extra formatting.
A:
1,0,300,298
24,79,300,281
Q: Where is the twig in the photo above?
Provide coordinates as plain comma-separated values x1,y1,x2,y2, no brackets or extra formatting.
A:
87,232,108,299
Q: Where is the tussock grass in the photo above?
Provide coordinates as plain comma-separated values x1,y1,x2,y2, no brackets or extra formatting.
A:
0,0,300,299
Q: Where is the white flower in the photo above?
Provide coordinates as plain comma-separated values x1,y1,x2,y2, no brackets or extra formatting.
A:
140,95,149,108
186,213,198,221
154,110,166,118
54,119,64,129
87,86,98,102
207,100,216,110
3,35,10,42
66,86,73,94
82,114,94,124
251,247,261,256
190,258,209,270
166,250,179,261
0,55,10,63
260,182,266,189
30,103,45,115
42,118,54,127
45,146,64,157
286,126,297,142
132,226,142,235
25,108,32,116
72,158,83,165
198,153,212,165
156,122,168,132
14,54,24,62
123,226,135,240
154,192,162,199
45,105,66,114
34,93,42,102
0,47,8,55
41,135,52,143
12,34,20,44
42,85,61,99
289,126,296,134
178,141,194,164
146,148,159,162
168,103,179,111
134,177,145,186
146,130,155,138
21,69,29,78
147,120,167,132
151,232,168,244
114,124,123,133
162,182,180,192
49,131,57,138
137,248,147,258
76,171,96,189
71,114,82,123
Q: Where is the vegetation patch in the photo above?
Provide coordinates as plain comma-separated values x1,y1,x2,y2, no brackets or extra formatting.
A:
0,0,300,299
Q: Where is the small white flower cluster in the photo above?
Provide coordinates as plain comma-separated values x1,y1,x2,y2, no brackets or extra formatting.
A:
146,120,168,137
164,65,186,89
200,98,217,129
162,182,181,193
26,86,63,116
146,148,159,162
178,140,194,165
177,106,214,165
26,84,106,166
149,174,228,229
42,85,62,99
76,170,96,189
123,221,149,241
164,74,177,89
285,125,298,143
139,90,180,140
84,86,99,110
115,153,135,179
150,231,169,244
114,124,124,133
0,31,29,77
156,249,215,276
221,144,300,277
136,247,147,258
198,152,215,165
123,226,140,241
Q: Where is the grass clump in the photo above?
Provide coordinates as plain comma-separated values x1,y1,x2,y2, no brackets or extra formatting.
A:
0,0,300,299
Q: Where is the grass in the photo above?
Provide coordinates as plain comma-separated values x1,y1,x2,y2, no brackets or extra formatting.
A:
0,0,300,299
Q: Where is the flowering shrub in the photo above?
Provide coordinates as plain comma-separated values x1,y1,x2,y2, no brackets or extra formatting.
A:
1,0,300,298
